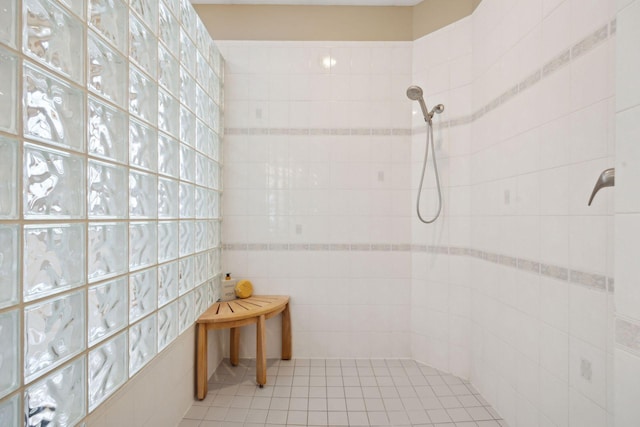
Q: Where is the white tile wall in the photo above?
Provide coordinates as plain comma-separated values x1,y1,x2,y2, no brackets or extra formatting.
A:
214,0,628,425
219,40,414,359
409,0,616,426
615,0,640,425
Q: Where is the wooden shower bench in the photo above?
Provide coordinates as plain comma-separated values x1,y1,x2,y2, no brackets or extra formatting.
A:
196,295,291,400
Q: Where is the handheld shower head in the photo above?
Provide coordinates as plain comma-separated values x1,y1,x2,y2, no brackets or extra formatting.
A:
406,85,423,101
406,85,430,123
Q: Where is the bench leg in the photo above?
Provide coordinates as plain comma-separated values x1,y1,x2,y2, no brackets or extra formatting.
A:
256,314,266,386
281,303,292,360
196,323,208,400
230,328,240,366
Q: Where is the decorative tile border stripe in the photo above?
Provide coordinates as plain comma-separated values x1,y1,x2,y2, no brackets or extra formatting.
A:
413,19,615,135
224,127,412,136
223,242,613,293
223,21,615,140
616,317,640,356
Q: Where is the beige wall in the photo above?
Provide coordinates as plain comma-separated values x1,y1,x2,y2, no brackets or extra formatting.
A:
194,0,481,41
83,327,225,427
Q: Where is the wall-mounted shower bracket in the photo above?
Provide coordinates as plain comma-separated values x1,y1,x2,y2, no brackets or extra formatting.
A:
587,168,615,206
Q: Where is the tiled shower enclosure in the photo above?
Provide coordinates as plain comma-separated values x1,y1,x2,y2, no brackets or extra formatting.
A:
0,0,224,425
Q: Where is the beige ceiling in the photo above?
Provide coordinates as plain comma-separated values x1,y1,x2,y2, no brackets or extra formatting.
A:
194,0,481,41
192,0,423,4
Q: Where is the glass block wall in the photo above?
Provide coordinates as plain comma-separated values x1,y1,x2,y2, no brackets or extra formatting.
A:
0,0,224,424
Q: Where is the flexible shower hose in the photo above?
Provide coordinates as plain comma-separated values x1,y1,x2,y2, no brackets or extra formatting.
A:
416,120,442,224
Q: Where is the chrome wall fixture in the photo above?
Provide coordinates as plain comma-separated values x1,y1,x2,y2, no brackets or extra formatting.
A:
407,85,444,224
588,168,615,206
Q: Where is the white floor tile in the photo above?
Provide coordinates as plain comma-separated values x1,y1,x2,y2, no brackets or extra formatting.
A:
181,358,508,427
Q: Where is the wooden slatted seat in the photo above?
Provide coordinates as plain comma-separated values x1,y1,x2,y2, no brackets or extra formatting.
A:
196,295,291,400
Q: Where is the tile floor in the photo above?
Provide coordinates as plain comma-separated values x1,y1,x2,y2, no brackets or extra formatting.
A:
180,359,508,427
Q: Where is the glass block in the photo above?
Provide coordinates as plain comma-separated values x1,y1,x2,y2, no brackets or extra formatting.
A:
88,223,128,282
129,222,157,271
195,186,207,219
25,356,86,427
179,183,194,218
0,47,17,134
194,283,207,317
210,248,221,276
88,97,128,164
195,120,207,155
131,0,157,34
180,29,196,77
129,119,157,172
209,276,221,304
180,67,196,107
211,102,220,135
24,290,85,382
24,144,85,219
88,31,127,109
158,260,178,306
208,220,220,249
23,0,84,83
195,152,207,187
179,220,194,257
24,224,85,302
129,268,157,323
196,20,208,54
130,170,157,218
196,85,208,121
0,226,18,309
211,131,220,163
180,82,196,130
0,136,17,214
195,252,206,286
158,221,179,262
23,63,85,152
180,0,196,38
129,66,157,125
88,159,128,218
0,393,19,427
163,0,179,17
158,89,180,138
158,301,177,351
210,161,221,190
89,0,128,54
0,0,16,48
158,45,180,98
88,278,127,345
129,15,157,79
179,143,195,182
158,178,179,219
209,190,220,219
195,221,207,253
196,53,209,94
206,98,221,127
179,108,195,153
0,310,19,399
178,291,194,333
57,0,83,18
129,313,156,376
88,332,127,411
209,73,220,106
158,3,179,56
178,256,193,295
158,132,179,178
210,44,222,78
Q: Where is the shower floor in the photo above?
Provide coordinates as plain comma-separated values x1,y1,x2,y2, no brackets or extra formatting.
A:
179,358,507,427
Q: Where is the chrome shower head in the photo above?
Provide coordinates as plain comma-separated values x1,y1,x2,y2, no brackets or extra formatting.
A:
406,85,424,101
406,85,444,123
406,85,430,122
